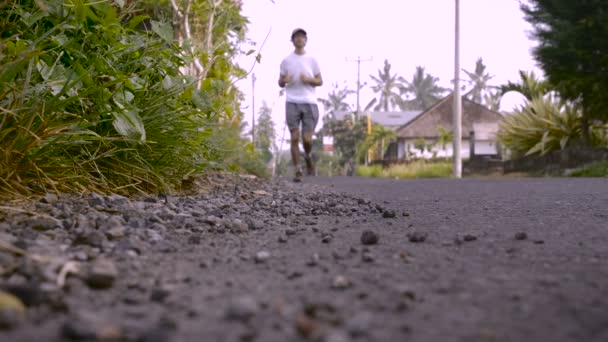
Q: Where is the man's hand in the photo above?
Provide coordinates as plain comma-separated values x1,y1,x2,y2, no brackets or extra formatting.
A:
300,73,323,87
278,73,293,88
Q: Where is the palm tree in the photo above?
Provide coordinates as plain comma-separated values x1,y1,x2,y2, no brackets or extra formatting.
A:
369,59,403,111
499,70,551,101
318,83,354,121
356,124,396,161
483,90,503,111
399,66,449,110
463,57,495,103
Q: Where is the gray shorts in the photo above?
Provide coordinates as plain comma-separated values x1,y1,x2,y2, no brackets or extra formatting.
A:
286,102,319,133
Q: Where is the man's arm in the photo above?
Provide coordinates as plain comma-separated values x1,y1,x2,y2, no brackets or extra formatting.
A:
278,73,293,88
300,73,323,87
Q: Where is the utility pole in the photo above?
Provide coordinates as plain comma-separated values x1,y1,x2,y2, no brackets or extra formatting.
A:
252,73,256,144
453,0,462,178
346,56,372,119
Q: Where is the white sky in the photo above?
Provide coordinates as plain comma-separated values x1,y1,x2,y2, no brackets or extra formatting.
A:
235,0,542,142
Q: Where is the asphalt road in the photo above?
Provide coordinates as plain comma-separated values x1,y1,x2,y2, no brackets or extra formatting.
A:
2,176,607,342
305,176,608,342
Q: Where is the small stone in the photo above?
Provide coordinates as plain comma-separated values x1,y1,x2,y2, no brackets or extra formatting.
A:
107,194,129,207
295,314,318,338
41,193,58,204
534,239,545,244
306,253,320,267
321,233,333,244
254,251,271,264
345,311,373,337
102,217,126,240
89,193,106,207
382,210,396,218
187,236,201,245
362,252,375,263
326,329,350,342
85,259,118,289
249,219,265,230
61,311,122,341
287,271,303,280
225,296,258,322
278,236,288,243
74,230,105,248
0,291,25,330
285,228,297,236
0,308,24,330
514,232,528,241
145,229,164,243
150,287,171,303
30,216,60,231
402,211,410,217
231,219,249,233
463,234,477,242
407,231,427,243
360,230,379,245
332,275,352,289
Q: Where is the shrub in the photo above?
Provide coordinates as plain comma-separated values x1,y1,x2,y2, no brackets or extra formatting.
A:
356,161,452,179
569,161,608,177
0,1,241,197
497,96,582,158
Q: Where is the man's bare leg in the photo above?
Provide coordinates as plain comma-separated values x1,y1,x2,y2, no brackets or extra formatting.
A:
290,129,303,181
302,130,315,176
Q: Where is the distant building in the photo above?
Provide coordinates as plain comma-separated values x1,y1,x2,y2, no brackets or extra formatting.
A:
327,94,503,161
395,94,503,160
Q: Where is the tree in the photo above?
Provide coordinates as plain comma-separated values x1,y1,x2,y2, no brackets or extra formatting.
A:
318,83,354,121
399,66,448,110
369,59,403,111
324,117,368,164
521,0,608,142
463,58,495,104
436,126,453,152
356,124,396,161
499,70,551,101
254,101,276,163
483,90,503,111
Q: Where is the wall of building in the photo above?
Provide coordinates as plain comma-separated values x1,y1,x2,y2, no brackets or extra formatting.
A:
397,139,497,159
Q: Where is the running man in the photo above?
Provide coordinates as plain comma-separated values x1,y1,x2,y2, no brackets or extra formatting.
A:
278,28,323,182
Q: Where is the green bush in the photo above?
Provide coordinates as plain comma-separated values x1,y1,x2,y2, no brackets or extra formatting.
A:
497,96,583,158
569,161,608,177
0,1,240,197
355,165,383,178
207,122,269,178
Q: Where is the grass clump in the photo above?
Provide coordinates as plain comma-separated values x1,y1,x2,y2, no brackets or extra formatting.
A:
356,160,452,179
568,161,608,177
0,1,253,198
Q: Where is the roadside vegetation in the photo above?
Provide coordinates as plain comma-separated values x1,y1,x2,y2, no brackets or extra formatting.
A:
0,0,265,198
356,161,452,179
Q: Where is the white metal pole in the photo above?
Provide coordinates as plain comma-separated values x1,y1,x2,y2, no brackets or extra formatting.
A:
252,73,256,144
453,0,462,178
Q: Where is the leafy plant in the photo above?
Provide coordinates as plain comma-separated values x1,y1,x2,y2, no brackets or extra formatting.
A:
0,0,250,197
569,161,608,177
497,96,582,157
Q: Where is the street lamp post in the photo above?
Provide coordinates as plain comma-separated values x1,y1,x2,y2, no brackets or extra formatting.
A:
453,0,462,178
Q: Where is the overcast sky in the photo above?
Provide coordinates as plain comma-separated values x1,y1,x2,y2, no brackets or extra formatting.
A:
235,0,542,141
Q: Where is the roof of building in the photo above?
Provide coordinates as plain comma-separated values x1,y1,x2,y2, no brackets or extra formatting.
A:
334,110,422,130
396,94,504,139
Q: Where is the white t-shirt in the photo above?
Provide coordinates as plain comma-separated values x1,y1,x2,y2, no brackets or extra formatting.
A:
279,52,321,104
